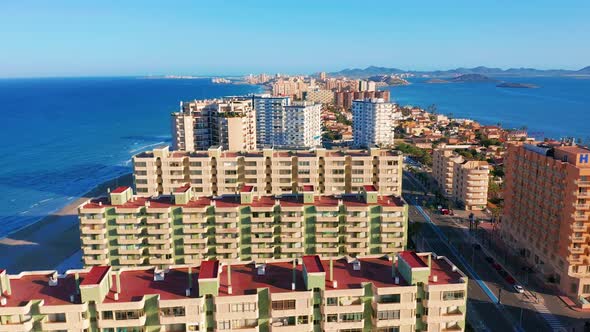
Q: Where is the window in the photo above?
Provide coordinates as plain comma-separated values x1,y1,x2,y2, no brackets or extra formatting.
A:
161,306,186,317
442,290,465,300
326,297,338,306
102,311,113,320
272,299,296,310
380,294,401,303
326,314,338,322
377,310,400,320
583,284,590,293
377,328,400,332
218,320,231,330
339,312,363,322
230,302,257,312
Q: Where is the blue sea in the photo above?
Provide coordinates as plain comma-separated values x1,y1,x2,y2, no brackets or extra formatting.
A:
0,77,261,237
0,76,588,238
386,76,590,141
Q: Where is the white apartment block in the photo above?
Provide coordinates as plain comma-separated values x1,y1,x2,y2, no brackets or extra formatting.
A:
284,101,322,148
352,98,399,148
133,146,403,197
171,97,257,152
253,95,291,148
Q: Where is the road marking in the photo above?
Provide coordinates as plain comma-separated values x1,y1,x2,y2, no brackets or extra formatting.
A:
531,302,566,331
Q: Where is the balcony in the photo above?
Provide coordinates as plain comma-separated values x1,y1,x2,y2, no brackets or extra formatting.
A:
346,246,367,254
146,217,170,224
215,216,239,223
84,256,109,265
252,246,275,254
252,216,274,223
571,224,587,232
573,214,589,221
117,227,143,235
322,320,364,331
118,237,144,245
316,246,339,254
346,236,368,243
345,226,367,233
281,235,303,243
182,215,208,224
148,246,173,255
380,224,403,233
146,236,171,245
316,236,339,243
316,216,339,222
184,245,208,255
119,257,146,265
575,204,590,210
576,180,590,187
316,226,339,233
576,192,590,199
216,246,238,254
569,247,585,254
184,235,209,244
98,314,147,329
281,216,302,222
281,247,304,254
570,235,587,243
118,247,144,255
381,236,403,244
149,257,174,265
252,226,275,233
0,318,34,332
252,236,275,243
183,225,207,234
381,215,403,222
215,235,239,243
83,247,109,255
82,237,107,245
81,226,107,235
80,216,106,225
147,226,172,235
215,226,239,234
115,216,142,225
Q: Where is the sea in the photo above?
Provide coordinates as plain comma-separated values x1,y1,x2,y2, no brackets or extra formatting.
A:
0,77,262,237
0,76,588,238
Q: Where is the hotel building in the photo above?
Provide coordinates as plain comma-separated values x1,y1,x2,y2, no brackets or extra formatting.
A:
0,251,468,332
132,146,403,197
501,143,590,305
172,97,257,152
78,184,408,268
352,99,399,148
432,147,490,211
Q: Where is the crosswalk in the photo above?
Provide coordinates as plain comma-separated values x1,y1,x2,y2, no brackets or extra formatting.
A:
531,302,566,331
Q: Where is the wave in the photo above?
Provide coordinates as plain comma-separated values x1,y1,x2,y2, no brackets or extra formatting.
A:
128,141,166,153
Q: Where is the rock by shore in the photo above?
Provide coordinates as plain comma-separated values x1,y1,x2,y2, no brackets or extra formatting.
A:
496,82,539,88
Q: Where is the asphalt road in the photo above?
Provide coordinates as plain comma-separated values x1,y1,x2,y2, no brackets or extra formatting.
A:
403,171,556,332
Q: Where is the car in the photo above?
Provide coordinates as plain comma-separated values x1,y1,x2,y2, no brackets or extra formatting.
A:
513,285,525,293
485,256,494,264
472,244,482,250
498,270,508,278
440,208,451,215
492,263,502,270
505,276,516,285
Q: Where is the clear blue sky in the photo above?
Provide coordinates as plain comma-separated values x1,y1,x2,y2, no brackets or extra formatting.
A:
1,1,589,77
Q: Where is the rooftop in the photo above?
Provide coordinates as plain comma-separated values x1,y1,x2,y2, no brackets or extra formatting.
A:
80,266,110,286
111,186,129,194
399,251,428,269
199,261,219,280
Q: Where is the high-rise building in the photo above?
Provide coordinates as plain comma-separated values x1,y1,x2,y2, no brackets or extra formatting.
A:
352,99,399,148
133,146,403,197
304,89,334,104
284,102,322,148
78,185,408,265
319,71,327,80
0,251,468,332
253,95,291,147
171,97,257,152
432,147,490,210
501,142,590,301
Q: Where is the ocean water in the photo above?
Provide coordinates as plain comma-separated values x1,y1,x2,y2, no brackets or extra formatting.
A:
386,76,590,141
0,77,261,237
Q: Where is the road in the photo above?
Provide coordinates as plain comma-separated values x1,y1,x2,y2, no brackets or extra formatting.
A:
403,171,559,332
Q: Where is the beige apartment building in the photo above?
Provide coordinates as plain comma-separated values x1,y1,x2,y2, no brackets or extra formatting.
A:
0,251,468,332
132,146,403,197
432,147,489,210
501,142,590,306
172,97,257,152
78,185,407,267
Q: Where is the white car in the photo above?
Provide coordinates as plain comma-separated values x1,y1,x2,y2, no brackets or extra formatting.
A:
513,285,524,294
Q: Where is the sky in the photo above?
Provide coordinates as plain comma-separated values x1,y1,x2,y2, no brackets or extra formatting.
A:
1,1,589,77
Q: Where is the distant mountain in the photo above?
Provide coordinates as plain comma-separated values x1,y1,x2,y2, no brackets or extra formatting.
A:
329,66,590,78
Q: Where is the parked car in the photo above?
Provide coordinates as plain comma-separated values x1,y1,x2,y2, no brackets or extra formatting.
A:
513,285,525,293
492,263,502,270
505,276,516,285
439,208,454,215
485,256,494,264
473,244,482,250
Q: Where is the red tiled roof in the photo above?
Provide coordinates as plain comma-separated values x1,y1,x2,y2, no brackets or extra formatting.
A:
199,261,219,279
303,255,324,273
174,184,191,193
399,251,428,268
218,262,305,296
241,185,254,193
104,268,199,302
111,186,129,194
301,185,314,192
364,185,378,192
4,273,83,306
80,266,110,286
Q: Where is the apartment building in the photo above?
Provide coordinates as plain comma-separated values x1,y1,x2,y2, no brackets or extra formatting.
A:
334,91,390,110
78,184,408,267
172,97,257,152
253,95,290,148
132,146,403,197
501,142,590,305
352,99,399,148
0,251,467,332
284,102,322,148
432,147,490,211
304,90,334,104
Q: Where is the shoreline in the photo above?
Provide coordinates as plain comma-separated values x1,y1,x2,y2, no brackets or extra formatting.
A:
0,173,133,273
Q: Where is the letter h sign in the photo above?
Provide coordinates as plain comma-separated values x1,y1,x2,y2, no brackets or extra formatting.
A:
580,154,589,164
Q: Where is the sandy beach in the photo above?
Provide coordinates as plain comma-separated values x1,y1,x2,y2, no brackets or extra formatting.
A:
0,173,132,273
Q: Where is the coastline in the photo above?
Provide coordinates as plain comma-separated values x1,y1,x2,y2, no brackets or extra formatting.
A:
0,173,133,273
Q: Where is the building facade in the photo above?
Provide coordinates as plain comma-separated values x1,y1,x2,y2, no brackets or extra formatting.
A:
253,95,291,148
352,99,399,148
284,102,322,148
432,147,490,211
0,251,467,332
501,143,590,304
304,90,334,104
133,146,403,197
78,185,408,267
172,98,257,152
